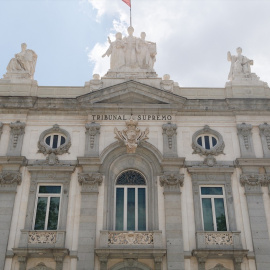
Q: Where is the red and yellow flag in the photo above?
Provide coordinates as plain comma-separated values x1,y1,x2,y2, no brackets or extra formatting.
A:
122,0,131,7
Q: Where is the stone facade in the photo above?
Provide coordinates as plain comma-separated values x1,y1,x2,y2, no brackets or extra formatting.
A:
1,37,270,270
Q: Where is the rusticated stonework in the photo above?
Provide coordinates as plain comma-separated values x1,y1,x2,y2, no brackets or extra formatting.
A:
205,232,233,246
28,231,57,244
240,174,269,186
0,171,22,185
108,232,153,245
114,116,149,153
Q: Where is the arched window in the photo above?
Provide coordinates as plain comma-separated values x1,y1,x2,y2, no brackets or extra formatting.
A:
115,170,147,231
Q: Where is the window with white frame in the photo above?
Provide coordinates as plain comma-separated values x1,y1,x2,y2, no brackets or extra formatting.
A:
200,186,228,231
33,185,62,230
45,134,66,149
115,170,147,231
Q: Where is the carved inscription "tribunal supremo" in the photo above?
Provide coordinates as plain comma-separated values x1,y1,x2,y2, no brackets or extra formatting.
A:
91,114,172,121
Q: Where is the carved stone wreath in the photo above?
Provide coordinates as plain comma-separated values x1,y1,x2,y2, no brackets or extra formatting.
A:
192,125,225,156
38,124,71,155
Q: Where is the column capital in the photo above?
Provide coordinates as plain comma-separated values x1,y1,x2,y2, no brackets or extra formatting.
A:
160,172,184,193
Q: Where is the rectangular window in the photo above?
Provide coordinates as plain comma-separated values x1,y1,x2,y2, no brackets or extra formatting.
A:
115,186,147,231
34,185,61,230
200,186,228,231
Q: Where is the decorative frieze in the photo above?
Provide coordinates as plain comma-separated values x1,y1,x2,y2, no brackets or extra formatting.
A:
29,263,54,270
162,122,178,157
114,116,149,153
108,232,154,245
7,121,25,156
205,232,233,246
85,122,100,157
160,172,184,193
259,122,270,157
78,173,103,192
28,231,57,244
0,171,22,185
237,123,255,157
209,264,231,270
240,174,269,187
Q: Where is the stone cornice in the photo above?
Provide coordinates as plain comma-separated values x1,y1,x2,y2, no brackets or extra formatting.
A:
235,158,270,167
187,166,235,174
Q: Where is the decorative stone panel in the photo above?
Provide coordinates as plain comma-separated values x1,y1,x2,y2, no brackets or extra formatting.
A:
192,125,225,157
7,120,25,156
29,263,54,270
237,123,255,158
259,123,270,158
160,172,184,193
78,172,103,193
240,173,269,194
162,122,178,157
85,122,100,157
0,170,22,185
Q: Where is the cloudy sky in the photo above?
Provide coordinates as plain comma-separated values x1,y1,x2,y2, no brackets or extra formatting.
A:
0,0,270,87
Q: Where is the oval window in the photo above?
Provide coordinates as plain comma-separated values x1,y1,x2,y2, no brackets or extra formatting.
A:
45,134,66,149
197,135,218,150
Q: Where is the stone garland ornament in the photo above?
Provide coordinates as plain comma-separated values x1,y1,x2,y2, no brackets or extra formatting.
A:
10,121,26,148
162,122,177,149
259,122,270,150
192,125,225,156
0,171,22,185
237,123,252,150
38,124,71,165
114,116,149,154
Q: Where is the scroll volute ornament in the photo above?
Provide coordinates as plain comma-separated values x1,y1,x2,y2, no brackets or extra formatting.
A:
114,116,149,153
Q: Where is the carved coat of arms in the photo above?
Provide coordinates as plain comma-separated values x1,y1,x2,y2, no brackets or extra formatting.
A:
114,116,149,153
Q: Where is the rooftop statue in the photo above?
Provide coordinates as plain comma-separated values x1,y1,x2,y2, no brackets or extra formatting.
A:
227,47,254,81
102,27,157,74
3,43,37,80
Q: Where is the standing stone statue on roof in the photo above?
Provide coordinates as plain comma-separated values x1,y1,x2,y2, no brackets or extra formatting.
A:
227,47,254,81
4,43,37,80
102,27,157,77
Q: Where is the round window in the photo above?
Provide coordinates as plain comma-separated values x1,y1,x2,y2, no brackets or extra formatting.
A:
196,135,218,150
45,134,66,149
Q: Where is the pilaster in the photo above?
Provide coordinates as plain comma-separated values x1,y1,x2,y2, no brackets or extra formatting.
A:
7,121,25,156
259,122,270,158
85,122,100,157
162,122,178,158
237,123,255,158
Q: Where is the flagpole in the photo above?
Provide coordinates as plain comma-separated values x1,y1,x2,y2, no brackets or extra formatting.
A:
130,0,132,26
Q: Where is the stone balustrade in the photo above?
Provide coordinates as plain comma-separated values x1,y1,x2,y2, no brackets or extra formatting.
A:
99,230,163,248
19,230,66,249
196,231,242,250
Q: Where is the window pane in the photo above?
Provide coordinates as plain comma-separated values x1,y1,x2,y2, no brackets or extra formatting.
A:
45,136,51,146
34,197,48,230
39,186,61,194
52,135,59,149
127,188,135,231
116,171,146,185
215,198,227,231
202,198,214,231
197,137,202,146
115,188,124,230
60,136,66,145
47,197,60,230
138,188,146,231
201,187,223,195
204,136,210,149
212,137,217,146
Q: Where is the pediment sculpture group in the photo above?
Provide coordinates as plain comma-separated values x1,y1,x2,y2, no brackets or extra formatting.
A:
1,32,260,83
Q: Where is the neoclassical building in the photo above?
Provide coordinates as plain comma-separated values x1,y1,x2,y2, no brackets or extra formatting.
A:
1,30,270,270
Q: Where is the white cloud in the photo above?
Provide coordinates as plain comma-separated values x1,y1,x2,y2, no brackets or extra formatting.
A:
87,0,270,87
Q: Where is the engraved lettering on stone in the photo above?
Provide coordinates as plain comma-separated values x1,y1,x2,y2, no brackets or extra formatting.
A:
259,123,270,150
237,123,252,150
205,232,233,246
114,116,149,153
162,122,177,149
108,232,153,245
0,171,22,185
10,121,25,148
28,231,57,244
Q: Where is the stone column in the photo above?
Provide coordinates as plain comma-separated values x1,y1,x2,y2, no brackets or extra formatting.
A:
77,173,103,270
7,121,25,156
160,172,185,270
240,173,270,270
162,123,178,158
85,122,100,157
0,170,22,270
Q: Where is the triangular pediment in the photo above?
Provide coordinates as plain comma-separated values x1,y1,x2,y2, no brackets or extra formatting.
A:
77,80,186,107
